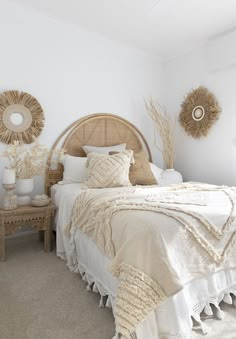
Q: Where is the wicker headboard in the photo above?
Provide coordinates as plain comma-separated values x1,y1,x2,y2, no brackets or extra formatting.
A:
45,113,152,195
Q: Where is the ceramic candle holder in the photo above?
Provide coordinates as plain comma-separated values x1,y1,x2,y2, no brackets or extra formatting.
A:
2,184,17,210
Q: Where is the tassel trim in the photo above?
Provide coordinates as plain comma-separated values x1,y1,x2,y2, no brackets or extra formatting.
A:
69,258,236,338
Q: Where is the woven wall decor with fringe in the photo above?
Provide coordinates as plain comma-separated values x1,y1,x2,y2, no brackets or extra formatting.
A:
179,86,221,138
0,90,44,144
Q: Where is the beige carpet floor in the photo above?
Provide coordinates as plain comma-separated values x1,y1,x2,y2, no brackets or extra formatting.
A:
0,234,114,339
1,233,236,339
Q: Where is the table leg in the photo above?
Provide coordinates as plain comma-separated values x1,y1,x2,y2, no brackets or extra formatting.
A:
39,230,44,242
44,212,52,252
0,217,5,261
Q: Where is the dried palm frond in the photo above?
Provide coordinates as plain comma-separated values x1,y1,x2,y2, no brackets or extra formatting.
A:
145,98,176,169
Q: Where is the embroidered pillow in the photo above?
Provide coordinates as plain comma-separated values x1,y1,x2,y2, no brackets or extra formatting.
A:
83,143,126,155
129,151,157,185
85,150,133,188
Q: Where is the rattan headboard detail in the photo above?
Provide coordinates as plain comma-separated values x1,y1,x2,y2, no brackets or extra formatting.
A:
45,113,152,195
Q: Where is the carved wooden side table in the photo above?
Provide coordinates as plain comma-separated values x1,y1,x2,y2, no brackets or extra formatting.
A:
0,203,55,261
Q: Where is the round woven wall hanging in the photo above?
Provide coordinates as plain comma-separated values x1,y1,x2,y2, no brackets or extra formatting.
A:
179,86,221,138
0,90,44,144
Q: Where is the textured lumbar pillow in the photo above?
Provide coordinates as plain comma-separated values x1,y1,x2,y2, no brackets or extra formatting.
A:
129,150,157,185
85,150,133,188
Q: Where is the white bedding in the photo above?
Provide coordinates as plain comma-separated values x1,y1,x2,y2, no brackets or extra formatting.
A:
74,229,236,339
52,183,236,339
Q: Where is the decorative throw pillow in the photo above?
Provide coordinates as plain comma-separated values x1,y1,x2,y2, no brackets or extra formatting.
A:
85,150,133,188
62,155,88,184
129,151,157,185
83,143,126,155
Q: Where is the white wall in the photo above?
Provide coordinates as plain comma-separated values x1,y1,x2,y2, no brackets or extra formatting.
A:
164,43,236,186
0,0,164,200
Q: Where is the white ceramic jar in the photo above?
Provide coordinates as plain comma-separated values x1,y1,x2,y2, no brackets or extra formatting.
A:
16,178,34,205
160,169,183,186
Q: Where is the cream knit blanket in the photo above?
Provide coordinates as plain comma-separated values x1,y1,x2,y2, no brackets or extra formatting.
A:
69,183,236,338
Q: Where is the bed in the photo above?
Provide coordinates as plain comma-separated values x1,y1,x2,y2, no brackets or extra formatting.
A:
45,113,236,339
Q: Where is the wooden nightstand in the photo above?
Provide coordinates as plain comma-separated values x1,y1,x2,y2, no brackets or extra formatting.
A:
0,203,55,261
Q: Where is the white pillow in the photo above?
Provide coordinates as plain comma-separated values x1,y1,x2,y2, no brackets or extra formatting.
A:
149,163,163,181
83,143,126,155
62,155,88,184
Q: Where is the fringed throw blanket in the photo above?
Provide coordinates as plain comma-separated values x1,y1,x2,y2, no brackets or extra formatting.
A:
68,183,236,338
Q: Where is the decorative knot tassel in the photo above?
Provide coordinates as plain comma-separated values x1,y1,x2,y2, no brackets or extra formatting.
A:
82,274,87,282
92,284,99,293
215,305,224,320
99,296,104,308
204,304,213,316
200,322,210,335
192,314,209,335
86,284,91,291
223,293,232,304
106,296,112,308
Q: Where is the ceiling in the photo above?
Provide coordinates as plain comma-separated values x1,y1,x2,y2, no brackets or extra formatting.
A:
9,0,236,59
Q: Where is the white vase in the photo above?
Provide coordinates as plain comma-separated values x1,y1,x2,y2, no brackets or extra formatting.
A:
16,178,34,205
160,169,183,186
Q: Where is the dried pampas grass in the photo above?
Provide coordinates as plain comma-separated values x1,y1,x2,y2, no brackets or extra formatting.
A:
179,86,221,138
3,140,64,179
0,90,44,144
145,98,176,169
